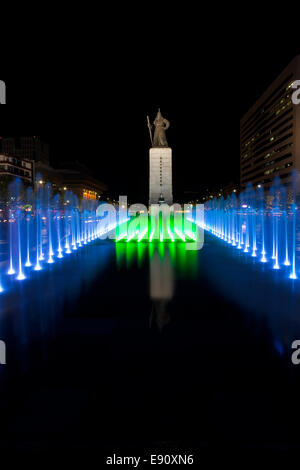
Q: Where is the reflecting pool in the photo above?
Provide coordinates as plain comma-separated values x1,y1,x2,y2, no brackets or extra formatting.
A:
1,234,300,453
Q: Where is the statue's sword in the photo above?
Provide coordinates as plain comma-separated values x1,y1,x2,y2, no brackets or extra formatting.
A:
147,115,153,146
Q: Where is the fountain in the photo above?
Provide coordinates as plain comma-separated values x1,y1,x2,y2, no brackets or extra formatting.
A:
0,176,122,294
202,172,299,280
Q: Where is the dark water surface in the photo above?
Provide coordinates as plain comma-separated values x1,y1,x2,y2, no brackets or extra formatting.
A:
1,233,300,455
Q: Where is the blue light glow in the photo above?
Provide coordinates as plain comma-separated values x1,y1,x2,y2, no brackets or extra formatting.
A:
199,177,298,281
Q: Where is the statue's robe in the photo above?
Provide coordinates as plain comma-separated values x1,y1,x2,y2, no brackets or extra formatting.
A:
153,118,170,147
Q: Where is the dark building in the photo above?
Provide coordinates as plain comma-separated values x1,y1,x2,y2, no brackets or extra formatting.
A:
0,137,107,201
57,161,107,201
0,136,50,164
240,55,300,191
0,136,49,186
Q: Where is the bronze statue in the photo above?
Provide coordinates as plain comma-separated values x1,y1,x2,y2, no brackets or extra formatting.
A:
147,109,170,147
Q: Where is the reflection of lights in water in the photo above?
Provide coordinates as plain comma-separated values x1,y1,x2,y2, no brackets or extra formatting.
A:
115,242,197,282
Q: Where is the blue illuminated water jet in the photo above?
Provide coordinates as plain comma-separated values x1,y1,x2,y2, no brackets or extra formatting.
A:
202,173,299,280
0,175,126,292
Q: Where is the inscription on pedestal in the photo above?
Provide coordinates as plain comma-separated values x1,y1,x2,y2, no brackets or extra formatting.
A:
149,147,173,205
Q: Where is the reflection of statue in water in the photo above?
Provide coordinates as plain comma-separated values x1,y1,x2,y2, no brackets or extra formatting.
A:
150,301,170,332
149,248,174,332
147,108,170,148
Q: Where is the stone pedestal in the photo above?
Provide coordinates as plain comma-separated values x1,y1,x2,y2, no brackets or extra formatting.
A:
149,147,173,205
0,80,6,104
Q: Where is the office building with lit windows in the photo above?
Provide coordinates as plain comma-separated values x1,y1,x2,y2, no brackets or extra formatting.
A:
0,154,33,184
240,55,300,191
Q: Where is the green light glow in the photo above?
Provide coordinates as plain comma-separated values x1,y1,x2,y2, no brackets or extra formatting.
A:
148,243,155,260
115,243,197,280
126,243,136,268
167,227,175,242
115,242,126,269
174,228,185,241
127,230,138,242
115,215,199,243
137,243,145,267
138,227,148,242
158,241,165,259
116,219,129,240
116,232,127,242
149,230,155,242
185,230,196,241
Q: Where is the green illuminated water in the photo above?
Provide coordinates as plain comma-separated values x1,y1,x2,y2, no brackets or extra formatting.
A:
115,242,198,279
116,215,198,243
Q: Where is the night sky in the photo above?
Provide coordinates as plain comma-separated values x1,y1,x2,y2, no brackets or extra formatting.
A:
1,40,299,204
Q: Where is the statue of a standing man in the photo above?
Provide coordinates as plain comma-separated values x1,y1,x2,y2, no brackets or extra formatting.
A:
147,109,170,147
